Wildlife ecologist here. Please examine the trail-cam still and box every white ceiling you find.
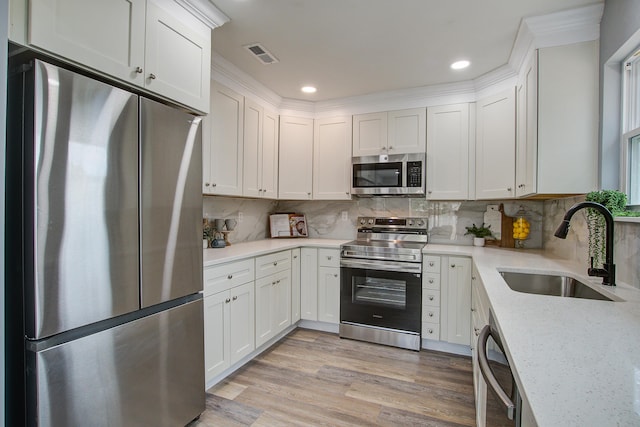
[210,0,601,102]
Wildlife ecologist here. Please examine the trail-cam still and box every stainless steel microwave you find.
[351,153,425,196]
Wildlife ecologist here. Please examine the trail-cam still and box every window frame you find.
[620,47,640,206]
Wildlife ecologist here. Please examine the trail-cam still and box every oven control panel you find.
[357,216,428,230]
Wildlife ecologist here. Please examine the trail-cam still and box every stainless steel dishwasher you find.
[476,314,523,427]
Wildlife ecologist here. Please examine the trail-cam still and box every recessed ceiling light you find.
[450,60,470,70]
[301,86,317,94]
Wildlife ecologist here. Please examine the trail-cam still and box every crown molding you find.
[176,0,230,29]
[211,52,282,109]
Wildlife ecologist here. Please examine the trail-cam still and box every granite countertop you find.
[423,244,640,427]
[203,238,350,267]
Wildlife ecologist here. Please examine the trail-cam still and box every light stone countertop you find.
[423,244,640,427]
[203,238,350,267]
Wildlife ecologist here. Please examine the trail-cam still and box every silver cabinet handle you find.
[507,187,512,192]
[428,295,434,301]
[232,296,238,301]
[293,255,298,259]
[428,279,434,284]
[428,328,433,334]
[518,184,525,188]
[135,66,143,73]
[478,325,516,420]
[149,73,157,80]
[212,183,217,187]
[276,279,281,284]
[429,262,434,267]
[225,298,230,303]
[428,312,434,317]
[451,264,455,268]
[327,256,332,260]
[272,281,276,285]
[227,274,233,279]
[205,183,210,187]
[273,261,278,266]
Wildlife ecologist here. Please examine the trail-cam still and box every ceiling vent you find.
[244,43,279,65]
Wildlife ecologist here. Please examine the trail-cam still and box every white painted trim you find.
[297,319,340,334]
[421,339,471,357]
[175,0,230,29]
[522,3,603,49]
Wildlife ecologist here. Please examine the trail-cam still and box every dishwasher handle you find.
[477,324,516,420]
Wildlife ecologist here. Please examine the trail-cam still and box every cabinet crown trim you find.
[175,0,230,29]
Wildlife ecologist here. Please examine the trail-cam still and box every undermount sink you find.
[499,271,613,301]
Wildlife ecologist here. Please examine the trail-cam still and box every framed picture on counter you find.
[269,213,308,238]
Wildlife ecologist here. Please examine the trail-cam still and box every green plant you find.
[464,223,493,239]
[584,190,640,267]
[203,222,214,241]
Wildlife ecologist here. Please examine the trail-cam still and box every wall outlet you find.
[238,211,243,222]
[341,211,348,221]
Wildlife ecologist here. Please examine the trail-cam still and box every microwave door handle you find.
[477,325,516,420]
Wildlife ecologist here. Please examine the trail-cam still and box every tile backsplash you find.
[204,195,639,289]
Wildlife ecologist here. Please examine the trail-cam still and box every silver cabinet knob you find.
[428,190,432,194]
[380,147,386,151]
[232,296,238,301]
[428,328,433,334]
[212,183,217,187]
[507,187,512,192]
[327,256,332,260]
[429,262,434,267]
[428,279,434,284]
[518,184,525,188]
[273,261,278,266]
[333,274,338,278]
[472,276,476,280]
[428,312,434,317]
[451,264,455,268]
[293,255,298,259]
[205,183,210,187]
[135,66,143,73]
[148,73,157,80]
[471,308,476,312]
[388,146,393,150]
[227,274,233,279]
[428,295,434,301]
[225,298,230,303]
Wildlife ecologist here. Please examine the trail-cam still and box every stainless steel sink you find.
[499,271,613,301]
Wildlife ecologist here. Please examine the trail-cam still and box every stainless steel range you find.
[340,216,428,351]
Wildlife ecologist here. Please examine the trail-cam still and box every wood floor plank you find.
[199,328,510,426]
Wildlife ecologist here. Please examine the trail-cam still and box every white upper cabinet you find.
[243,102,279,199]
[352,112,387,156]
[26,0,211,112]
[279,116,314,200]
[475,89,516,200]
[353,108,426,157]
[203,82,244,195]
[426,103,472,200]
[517,41,599,197]
[313,116,352,200]
[387,108,426,154]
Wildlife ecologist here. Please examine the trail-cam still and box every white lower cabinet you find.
[204,281,255,382]
[255,251,292,347]
[300,248,340,324]
[300,248,319,320]
[291,248,301,323]
[441,256,472,346]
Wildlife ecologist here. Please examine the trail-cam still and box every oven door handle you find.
[477,324,516,420]
[340,258,421,274]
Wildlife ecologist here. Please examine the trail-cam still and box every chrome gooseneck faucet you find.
[554,201,616,286]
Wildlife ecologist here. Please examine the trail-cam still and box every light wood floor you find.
[192,328,512,426]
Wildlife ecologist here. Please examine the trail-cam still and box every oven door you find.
[340,261,421,333]
[352,161,403,189]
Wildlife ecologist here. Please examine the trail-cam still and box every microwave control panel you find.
[406,161,422,187]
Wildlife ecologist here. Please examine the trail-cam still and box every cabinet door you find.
[273,271,292,334]
[426,104,470,200]
[243,98,263,198]
[475,89,516,199]
[313,117,352,200]
[318,266,340,324]
[291,249,301,323]
[204,291,230,382]
[205,83,244,195]
[261,110,279,198]
[516,52,538,198]
[229,282,255,365]
[300,248,318,321]
[144,0,211,113]
[29,0,146,87]
[254,275,274,347]
[442,257,472,346]
[352,112,387,157]
[388,108,426,154]
[279,116,314,199]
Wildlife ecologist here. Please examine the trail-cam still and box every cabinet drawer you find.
[422,306,440,323]
[422,289,440,308]
[423,256,441,273]
[423,273,440,290]
[318,248,340,268]
[422,322,440,340]
[204,258,254,296]
[255,250,292,279]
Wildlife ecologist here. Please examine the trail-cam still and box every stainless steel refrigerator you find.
[6,58,205,426]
